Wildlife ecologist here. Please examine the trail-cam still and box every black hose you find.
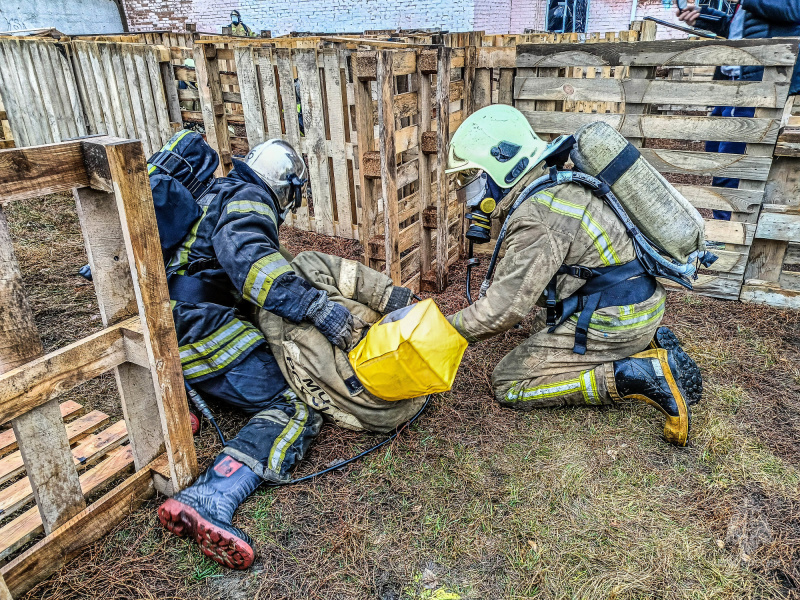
[186,385,227,446]
[466,241,476,304]
[270,395,431,487]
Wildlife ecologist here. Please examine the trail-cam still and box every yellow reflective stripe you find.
[533,191,621,266]
[148,129,192,174]
[243,253,292,306]
[180,319,245,363]
[226,200,277,226]
[580,369,601,405]
[504,377,582,403]
[571,295,666,332]
[268,398,309,472]
[167,206,208,273]
[180,320,263,380]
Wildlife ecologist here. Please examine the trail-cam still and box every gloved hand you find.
[381,286,415,314]
[305,290,355,350]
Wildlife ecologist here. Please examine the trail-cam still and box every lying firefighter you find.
[445,105,709,447]
[150,134,420,569]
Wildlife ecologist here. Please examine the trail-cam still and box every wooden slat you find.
[296,48,335,236]
[516,38,800,68]
[0,401,83,458]
[144,46,173,149]
[638,148,772,181]
[377,50,401,283]
[234,46,266,147]
[0,141,94,203]
[255,47,283,140]
[0,445,134,562]
[0,319,132,426]
[194,44,232,176]
[0,421,128,518]
[740,279,800,309]
[515,77,789,109]
[754,210,800,241]
[0,43,31,146]
[417,57,434,285]
[322,49,354,238]
[121,45,151,154]
[519,109,781,145]
[434,47,451,291]
[674,184,763,214]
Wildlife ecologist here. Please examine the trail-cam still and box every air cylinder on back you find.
[570,121,706,263]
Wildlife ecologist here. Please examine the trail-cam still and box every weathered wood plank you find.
[0,401,84,459]
[275,48,306,229]
[515,77,790,109]
[194,44,232,176]
[255,47,283,140]
[234,46,266,147]
[296,48,335,236]
[0,320,131,426]
[639,148,772,181]
[434,47,451,291]
[754,210,800,241]
[0,142,91,203]
[322,49,354,238]
[740,279,800,309]
[519,108,781,145]
[377,51,401,283]
[516,38,799,68]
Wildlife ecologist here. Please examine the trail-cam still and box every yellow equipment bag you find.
[348,299,468,401]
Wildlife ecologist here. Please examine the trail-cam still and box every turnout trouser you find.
[492,284,666,409]
[193,344,322,482]
[259,251,427,433]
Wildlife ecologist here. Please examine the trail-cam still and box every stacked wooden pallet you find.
[513,37,797,300]
[0,136,197,598]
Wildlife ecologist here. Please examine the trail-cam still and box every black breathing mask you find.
[457,171,508,244]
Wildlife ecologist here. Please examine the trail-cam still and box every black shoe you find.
[650,326,702,406]
[611,349,691,446]
[158,454,261,569]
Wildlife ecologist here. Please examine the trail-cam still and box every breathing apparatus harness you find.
[465,137,718,355]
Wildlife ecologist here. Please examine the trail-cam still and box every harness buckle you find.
[569,265,594,280]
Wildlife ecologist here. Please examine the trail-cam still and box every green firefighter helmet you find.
[446,105,548,188]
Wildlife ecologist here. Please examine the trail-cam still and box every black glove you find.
[305,290,354,350]
[381,286,414,314]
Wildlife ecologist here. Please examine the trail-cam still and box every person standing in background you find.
[227,10,256,37]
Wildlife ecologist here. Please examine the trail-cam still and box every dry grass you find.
[5,194,799,600]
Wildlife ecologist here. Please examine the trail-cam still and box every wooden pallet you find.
[513,36,798,301]
[0,136,197,598]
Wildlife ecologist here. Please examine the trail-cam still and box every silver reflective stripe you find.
[181,330,262,378]
[505,378,582,402]
[269,401,309,472]
[179,320,247,361]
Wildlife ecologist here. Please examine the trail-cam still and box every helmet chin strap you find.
[280,174,307,220]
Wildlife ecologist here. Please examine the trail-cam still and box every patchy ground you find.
[6,194,800,600]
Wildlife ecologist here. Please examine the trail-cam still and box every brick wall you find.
[122,0,475,35]
[120,0,686,38]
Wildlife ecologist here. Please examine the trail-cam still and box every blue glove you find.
[305,290,354,350]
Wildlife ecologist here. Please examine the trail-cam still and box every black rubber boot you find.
[649,326,703,405]
[158,453,261,569]
[610,348,692,447]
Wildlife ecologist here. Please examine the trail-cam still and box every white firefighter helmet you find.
[244,139,307,213]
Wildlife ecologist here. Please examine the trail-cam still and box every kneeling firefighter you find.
[157,138,373,569]
[446,105,712,447]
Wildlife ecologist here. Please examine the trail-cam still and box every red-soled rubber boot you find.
[158,454,260,569]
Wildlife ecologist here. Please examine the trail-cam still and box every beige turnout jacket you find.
[449,167,666,344]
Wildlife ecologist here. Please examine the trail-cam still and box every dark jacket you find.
[166,161,319,383]
[697,0,800,94]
